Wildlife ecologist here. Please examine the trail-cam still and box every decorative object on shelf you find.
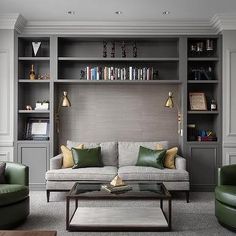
[29,64,36,80]
[190,67,214,80]
[210,99,217,111]
[38,73,50,80]
[153,70,159,80]
[196,42,204,53]
[206,39,214,51]
[25,118,49,140]
[133,41,137,57]
[80,69,86,80]
[198,129,217,142]
[190,44,197,55]
[35,100,49,110]
[32,41,41,56]
[121,41,126,58]
[189,92,207,111]
[110,175,126,187]
[187,124,197,141]
[165,92,182,135]
[25,105,32,110]
[103,41,107,58]
[55,91,71,133]
[111,41,115,58]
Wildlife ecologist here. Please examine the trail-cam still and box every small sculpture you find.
[103,41,107,58]
[32,41,41,56]
[26,105,32,110]
[29,64,36,80]
[121,41,126,58]
[111,41,115,58]
[110,175,126,187]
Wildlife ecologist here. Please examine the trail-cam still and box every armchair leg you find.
[185,191,190,203]
[46,190,50,202]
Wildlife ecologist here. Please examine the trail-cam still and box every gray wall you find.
[58,84,179,147]
[222,30,236,165]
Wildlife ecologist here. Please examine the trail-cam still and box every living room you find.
[0,0,236,235]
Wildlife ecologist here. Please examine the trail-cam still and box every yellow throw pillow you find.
[61,144,84,168]
[164,147,178,169]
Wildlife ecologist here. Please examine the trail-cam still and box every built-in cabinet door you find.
[17,142,49,190]
[188,144,219,191]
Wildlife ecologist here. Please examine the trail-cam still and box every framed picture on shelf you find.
[25,118,49,140]
[189,92,207,111]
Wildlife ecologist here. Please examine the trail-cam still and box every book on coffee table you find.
[101,184,132,193]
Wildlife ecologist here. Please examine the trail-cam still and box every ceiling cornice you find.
[0,13,26,33]
[1,13,236,35]
[211,13,236,33]
[22,19,216,35]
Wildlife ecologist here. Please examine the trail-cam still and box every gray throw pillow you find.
[0,162,6,184]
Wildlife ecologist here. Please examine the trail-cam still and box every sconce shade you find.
[61,91,71,107]
[165,91,174,108]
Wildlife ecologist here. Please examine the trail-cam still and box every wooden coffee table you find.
[66,182,172,232]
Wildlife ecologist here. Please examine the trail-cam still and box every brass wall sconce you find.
[165,91,182,135]
[56,91,71,133]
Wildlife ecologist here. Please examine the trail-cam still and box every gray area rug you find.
[16,191,235,236]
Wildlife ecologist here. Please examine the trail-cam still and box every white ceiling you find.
[1,0,236,22]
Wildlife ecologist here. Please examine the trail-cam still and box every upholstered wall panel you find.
[58,84,179,147]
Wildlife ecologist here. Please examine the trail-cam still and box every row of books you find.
[83,66,155,81]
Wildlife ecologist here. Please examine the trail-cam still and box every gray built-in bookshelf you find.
[15,36,221,191]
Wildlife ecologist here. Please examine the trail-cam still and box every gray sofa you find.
[46,141,189,202]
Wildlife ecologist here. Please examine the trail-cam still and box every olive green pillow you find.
[136,146,166,169]
[72,147,103,168]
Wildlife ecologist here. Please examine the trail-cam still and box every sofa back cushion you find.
[118,141,169,167]
[67,140,118,166]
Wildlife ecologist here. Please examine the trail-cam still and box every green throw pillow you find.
[136,146,166,169]
[71,147,103,168]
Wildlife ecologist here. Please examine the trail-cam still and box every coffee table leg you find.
[168,199,172,230]
[160,199,163,210]
[66,197,70,230]
[75,199,78,209]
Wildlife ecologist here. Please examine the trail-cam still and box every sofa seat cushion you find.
[215,185,236,207]
[46,166,117,181]
[118,166,189,182]
[0,184,29,206]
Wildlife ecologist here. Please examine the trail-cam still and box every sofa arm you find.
[5,162,29,186]
[50,154,63,170]
[175,155,186,170]
[218,164,236,186]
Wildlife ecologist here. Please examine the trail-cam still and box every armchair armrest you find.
[218,164,236,186]
[50,154,63,170]
[5,162,29,186]
[175,155,186,170]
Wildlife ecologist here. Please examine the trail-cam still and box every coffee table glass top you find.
[68,182,171,199]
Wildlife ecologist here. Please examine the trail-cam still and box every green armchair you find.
[215,164,236,230]
[0,162,29,229]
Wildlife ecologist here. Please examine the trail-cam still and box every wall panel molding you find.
[225,49,236,138]
[225,152,236,165]
[0,50,10,136]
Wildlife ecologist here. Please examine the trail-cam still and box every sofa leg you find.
[185,191,190,203]
[46,190,50,202]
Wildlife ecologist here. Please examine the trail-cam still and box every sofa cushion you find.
[136,146,166,169]
[118,166,189,181]
[0,184,29,206]
[72,147,103,168]
[46,166,117,181]
[67,140,117,167]
[118,141,168,167]
[215,185,236,208]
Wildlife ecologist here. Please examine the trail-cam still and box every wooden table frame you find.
[66,182,172,232]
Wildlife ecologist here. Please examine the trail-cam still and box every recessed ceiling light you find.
[115,11,123,15]
[162,11,170,15]
[67,11,76,15]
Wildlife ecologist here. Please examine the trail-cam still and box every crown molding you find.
[0,13,26,33]
[211,14,236,33]
[22,19,217,35]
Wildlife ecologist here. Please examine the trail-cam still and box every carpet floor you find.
[16,191,235,236]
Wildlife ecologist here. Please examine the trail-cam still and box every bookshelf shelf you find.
[188,57,219,61]
[58,57,179,62]
[18,110,50,114]
[55,79,182,84]
[187,80,218,84]
[18,79,50,83]
[187,111,219,114]
[18,57,50,61]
